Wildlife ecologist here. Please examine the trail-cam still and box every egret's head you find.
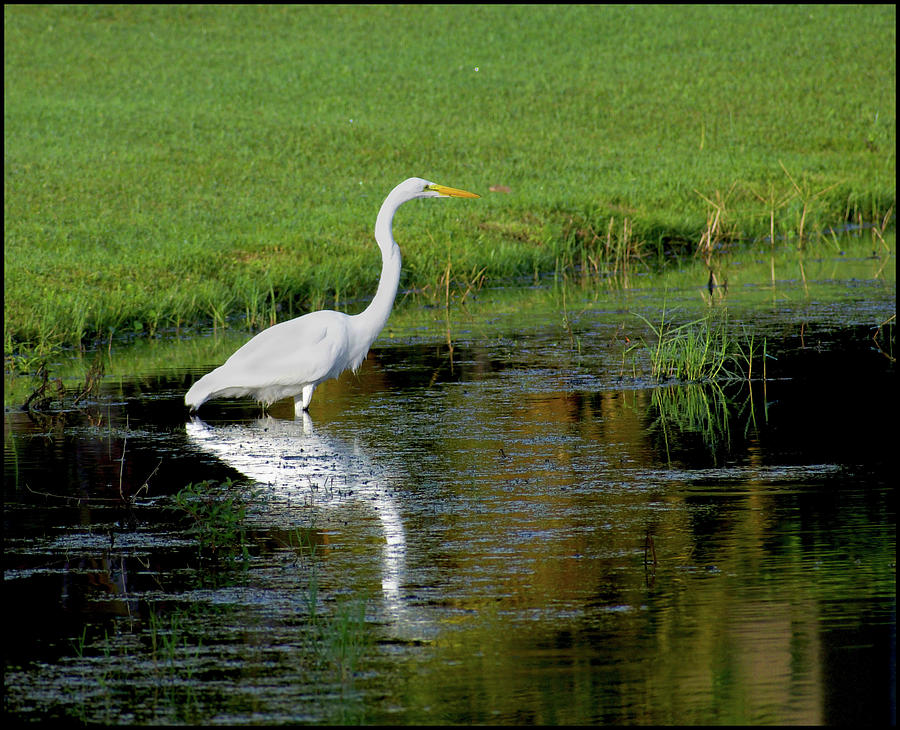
[401,177,480,200]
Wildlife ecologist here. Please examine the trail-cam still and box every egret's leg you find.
[295,384,316,415]
[302,383,316,409]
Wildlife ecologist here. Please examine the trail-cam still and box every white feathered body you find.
[184,309,373,410]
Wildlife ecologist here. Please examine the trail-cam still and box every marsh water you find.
[4,246,896,724]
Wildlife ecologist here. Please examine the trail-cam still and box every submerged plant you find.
[171,478,254,561]
[319,595,372,681]
[291,525,373,682]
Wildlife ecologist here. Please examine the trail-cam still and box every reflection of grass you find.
[648,380,765,464]
[650,382,733,461]
[872,314,896,362]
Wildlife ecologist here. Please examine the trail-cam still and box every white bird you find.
[185,177,479,415]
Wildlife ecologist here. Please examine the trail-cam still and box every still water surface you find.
[4,269,896,724]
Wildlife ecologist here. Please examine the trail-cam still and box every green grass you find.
[629,306,766,384]
[632,309,731,382]
[5,5,896,352]
[290,525,373,683]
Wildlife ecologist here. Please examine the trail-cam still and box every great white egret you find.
[185,177,479,414]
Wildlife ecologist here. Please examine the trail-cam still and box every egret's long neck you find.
[356,191,403,341]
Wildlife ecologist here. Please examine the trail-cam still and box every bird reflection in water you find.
[184,413,413,624]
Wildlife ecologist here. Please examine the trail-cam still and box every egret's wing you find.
[220,311,350,388]
[185,311,352,408]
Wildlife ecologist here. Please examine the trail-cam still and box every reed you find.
[778,161,842,249]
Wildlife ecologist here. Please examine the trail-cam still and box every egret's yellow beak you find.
[427,183,480,199]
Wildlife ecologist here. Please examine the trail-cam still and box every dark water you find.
[3,294,896,724]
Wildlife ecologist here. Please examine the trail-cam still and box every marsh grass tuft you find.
[560,213,649,283]
[630,304,768,384]
[695,185,738,260]
[404,254,487,313]
[730,325,770,382]
[146,607,203,721]
[64,608,203,724]
[319,594,372,682]
[778,161,844,248]
[631,308,728,382]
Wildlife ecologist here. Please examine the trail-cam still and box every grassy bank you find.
[4,231,893,407]
[4,5,895,353]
